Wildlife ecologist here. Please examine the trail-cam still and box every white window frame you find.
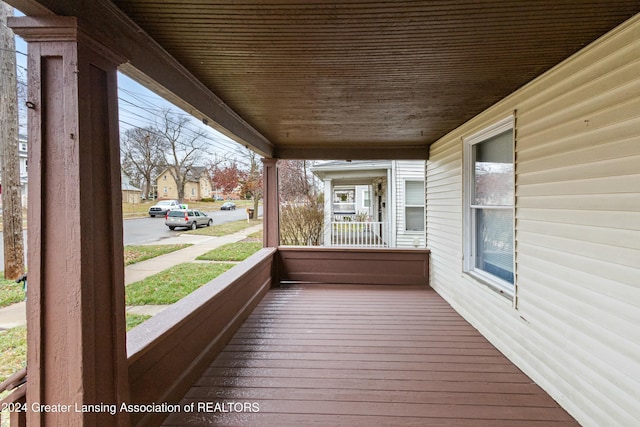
[463,116,515,298]
[404,179,425,232]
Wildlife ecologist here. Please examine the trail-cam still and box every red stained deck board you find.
[183,387,561,408]
[163,413,577,427]
[189,376,550,395]
[163,284,578,426]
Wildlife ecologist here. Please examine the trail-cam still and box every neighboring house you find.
[212,187,242,201]
[312,160,425,248]
[18,136,28,206]
[156,166,212,201]
[0,135,29,207]
[121,171,142,203]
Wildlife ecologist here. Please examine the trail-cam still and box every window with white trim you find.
[463,117,515,293]
[405,180,425,232]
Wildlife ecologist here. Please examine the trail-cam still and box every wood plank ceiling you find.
[15,1,640,159]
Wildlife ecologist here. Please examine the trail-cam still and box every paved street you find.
[123,206,262,245]
[0,206,262,266]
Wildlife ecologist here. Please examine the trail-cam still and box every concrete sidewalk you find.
[0,224,263,330]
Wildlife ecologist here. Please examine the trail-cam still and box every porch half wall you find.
[278,247,430,286]
[426,14,640,427]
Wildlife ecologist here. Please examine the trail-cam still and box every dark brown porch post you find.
[9,17,129,425]
[262,158,279,247]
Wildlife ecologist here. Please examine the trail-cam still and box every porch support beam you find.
[9,16,129,426]
[275,144,430,160]
[323,179,332,246]
[262,158,280,247]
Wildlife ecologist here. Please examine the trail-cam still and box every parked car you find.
[165,209,213,230]
[220,202,236,211]
[148,199,180,217]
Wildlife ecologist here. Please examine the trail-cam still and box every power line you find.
[117,94,251,160]
[117,118,251,169]
[8,52,257,165]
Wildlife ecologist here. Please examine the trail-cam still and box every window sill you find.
[465,270,514,301]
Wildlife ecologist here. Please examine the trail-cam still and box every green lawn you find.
[125,262,234,305]
[0,275,25,309]
[0,326,26,384]
[124,244,191,265]
[125,313,152,331]
[186,218,261,237]
[197,241,262,262]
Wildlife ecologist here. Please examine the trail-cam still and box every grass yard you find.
[197,241,262,262]
[186,218,261,237]
[0,326,26,384]
[0,275,25,309]
[124,244,191,265]
[125,262,234,305]
[125,313,152,330]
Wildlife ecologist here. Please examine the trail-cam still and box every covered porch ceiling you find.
[9,1,640,159]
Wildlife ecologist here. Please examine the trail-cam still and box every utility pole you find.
[0,2,25,279]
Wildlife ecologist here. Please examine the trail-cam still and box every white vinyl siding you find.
[394,161,426,247]
[427,15,640,427]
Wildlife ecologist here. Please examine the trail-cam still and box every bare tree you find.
[156,110,211,201]
[239,149,262,216]
[0,2,25,279]
[120,126,165,199]
[279,159,318,203]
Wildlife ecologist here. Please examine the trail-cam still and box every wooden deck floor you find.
[163,284,578,426]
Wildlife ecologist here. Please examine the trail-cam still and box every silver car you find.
[165,209,213,230]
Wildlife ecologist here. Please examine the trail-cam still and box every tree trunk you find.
[0,3,25,279]
[253,197,259,220]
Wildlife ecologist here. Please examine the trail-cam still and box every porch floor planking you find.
[163,284,578,426]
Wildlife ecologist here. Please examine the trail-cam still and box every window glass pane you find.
[475,208,514,283]
[474,130,513,206]
[406,181,424,206]
[406,206,425,231]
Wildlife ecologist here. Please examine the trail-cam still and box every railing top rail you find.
[0,367,27,406]
[0,368,26,393]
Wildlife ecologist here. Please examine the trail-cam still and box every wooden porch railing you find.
[278,246,429,286]
[127,248,276,426]
[330,221,387,247]
[5,247,429,426]
[0,368,27,427]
